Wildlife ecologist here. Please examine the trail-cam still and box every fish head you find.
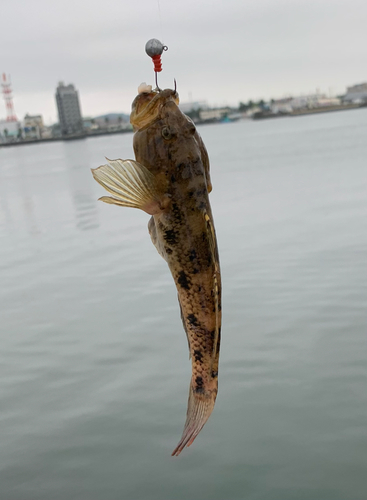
[131,88,199,163]
[131,87,208,191]
[130,88,180,132]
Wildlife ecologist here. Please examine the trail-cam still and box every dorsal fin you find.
[204,212,220,364]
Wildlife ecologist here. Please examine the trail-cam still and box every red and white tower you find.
[2,73,17,122]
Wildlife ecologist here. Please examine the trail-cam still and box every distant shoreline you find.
[0,127,133,149]
[1,103,366,148]
[252,102,364,120]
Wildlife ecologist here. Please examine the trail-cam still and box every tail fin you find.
[171,385,216,457]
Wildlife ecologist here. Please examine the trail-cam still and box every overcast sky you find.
[1,0,366,124]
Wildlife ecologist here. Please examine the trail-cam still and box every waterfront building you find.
[179,101,208,113]
[92,113,129,129]
[55,82,83,135]
[343,82,367,103]
[0,119,22,142]
[271,97,293,114]
[290,94,326,110]
[24,114,44,129]
[23,114,44,139]
[199,107,231,121]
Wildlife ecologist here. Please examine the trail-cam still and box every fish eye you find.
[161,127,172,140]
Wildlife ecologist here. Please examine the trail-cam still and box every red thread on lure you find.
[151,54,162,72]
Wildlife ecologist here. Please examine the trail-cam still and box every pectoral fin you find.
[91,159,166,215]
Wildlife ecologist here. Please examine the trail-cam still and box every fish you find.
[91,85,221,456]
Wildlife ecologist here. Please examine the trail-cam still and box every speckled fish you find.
[91,84,221,456]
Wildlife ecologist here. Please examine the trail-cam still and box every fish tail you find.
[171,384,216,457]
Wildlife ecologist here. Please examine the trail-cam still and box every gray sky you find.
[1,0,366,123]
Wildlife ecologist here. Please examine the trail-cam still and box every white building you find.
[290,94,327,110]
[23,114,44,139]
[199,108,230,121]
[271,97,293,114]
[343,83,367,103]
[179,101,208,113]
[0,120,22,142]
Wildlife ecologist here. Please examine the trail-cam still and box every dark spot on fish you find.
[207,252,213,267]
[188,123,196,135]
[193,268,199,274]
[171,203,182,222]
[195,376,205,393]
[193,350,203,362]
[188,190,194,198]
[187,314,198,326]
[210,330,215,340]
[195,387,205,394]
[171,174,176,183]
[196,187,206,197]
[165,247,173,255]
[211,371,218,378]
[164,229,177,245]
[189,249,197,262]
[199,201,206,210]
[177,270,190,290]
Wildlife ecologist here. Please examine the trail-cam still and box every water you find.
[1,109,366,499]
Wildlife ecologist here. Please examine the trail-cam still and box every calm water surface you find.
[1,109,366,499]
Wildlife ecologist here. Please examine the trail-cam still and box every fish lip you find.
[130,89,179,131]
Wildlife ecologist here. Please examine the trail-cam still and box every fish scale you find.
[92,87,221,456]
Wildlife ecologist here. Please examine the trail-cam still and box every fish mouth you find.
[130,88,179,131]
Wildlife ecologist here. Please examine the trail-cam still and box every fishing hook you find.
[155,71,161,92]
[145,39,168,93]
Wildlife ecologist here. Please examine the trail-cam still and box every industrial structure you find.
[55,82,83,136]
[0,73,22,141]
[1,73,17,122]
